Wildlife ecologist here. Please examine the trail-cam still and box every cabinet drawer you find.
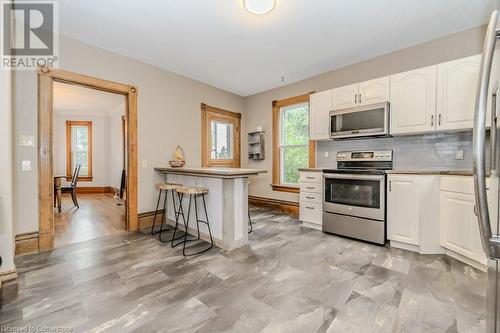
[300,191,322,204]
[440,176,490,195]
[299,202,322,224]
[300,172,322,184]
[300,183,322,193]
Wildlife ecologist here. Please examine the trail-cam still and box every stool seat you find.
[176,186,209,195]
[155,183,182,191]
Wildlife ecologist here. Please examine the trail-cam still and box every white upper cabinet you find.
[390,66,437,135]
[332,84,358,110]
[309,89,332,141]
[437,55,481,131]
[358,76,390,105]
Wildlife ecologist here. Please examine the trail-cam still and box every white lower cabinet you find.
[388,174,489,270]
[299,171,323,230]
[387,175,441,254]
[440,177,488,268]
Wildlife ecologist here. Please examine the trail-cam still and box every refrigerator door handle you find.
[491,82,498,172]
[473,10,500,259]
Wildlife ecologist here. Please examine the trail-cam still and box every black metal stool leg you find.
[182,194,193,256]
[172,193,198,248]
[248,210,253,234]
[153,188,168,236]
[159,188,179,242]
[194,194,201,240]
[182,193,214,256]
[151,189,163,235]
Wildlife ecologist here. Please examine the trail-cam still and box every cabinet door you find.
[390,66,437,135]
[309,90,332,140]
[359,76,390,105]
[387,176,419,245]
[440,191,487,264]
[332,84,358,110]
[437,55,481,131]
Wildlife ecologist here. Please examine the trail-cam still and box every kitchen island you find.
[154,167,266,251]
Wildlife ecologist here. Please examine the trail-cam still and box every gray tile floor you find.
[0,207,487,332]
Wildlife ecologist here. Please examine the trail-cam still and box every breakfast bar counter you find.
[154,167,266,251]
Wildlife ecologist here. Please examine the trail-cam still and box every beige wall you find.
[243,25,487,203]
[13,34,245,235]
[0,68,15,273]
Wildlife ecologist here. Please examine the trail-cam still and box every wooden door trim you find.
[201,103,241,168]
[37,67,138,252]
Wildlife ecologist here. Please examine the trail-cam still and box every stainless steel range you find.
[323,150,392,245]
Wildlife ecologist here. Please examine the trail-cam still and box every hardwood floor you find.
[54,193,127,248]
[0,207,487,332]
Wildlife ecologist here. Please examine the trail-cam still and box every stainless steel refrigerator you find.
[473,10,500,333]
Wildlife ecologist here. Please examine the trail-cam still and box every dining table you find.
[54,175,65,213]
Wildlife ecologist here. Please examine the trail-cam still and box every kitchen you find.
[1,1,500,332]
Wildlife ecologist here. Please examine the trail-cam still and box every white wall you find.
[53,113,114,187]
[13,34,245,235]
[109,109,125,189]
[0,68,15,274]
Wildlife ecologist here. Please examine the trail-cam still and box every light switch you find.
[324,151,329,158]
[142,160,148,168]
[18,134,35,147]
[21,160,31,171]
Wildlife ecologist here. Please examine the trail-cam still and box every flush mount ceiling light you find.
[244,0,275,15]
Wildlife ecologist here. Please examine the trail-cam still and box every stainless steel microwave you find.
[329,102,390,139]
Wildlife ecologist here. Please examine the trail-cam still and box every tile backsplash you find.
[316,131,491,171]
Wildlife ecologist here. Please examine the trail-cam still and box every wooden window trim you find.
[201,103,241,168]
[272,92,316,193]
[66,120,93,181]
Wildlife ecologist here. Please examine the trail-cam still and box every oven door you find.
[329,102,389,139]
[324,173,385,221]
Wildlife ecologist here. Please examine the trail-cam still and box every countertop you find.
[385,170,475,176]
[154,167,267,178]
[299,168,478,176]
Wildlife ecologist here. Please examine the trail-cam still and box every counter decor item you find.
[169,145,186,168]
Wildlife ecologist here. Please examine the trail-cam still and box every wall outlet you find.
[18,134,35,147]
[455,149,464,160]
[141,160,148,168]
[21,160,31,171]
[324,151,329,158]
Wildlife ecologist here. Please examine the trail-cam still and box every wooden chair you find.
[62,164,81,208]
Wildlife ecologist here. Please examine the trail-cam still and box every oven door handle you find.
[323,173,385,181]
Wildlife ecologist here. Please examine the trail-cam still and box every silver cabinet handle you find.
[438,114,441,126]
[306,176,315,179]
[389,180,391,192]
[473,10,500,258]
[355,94,358,104]
[359,93,361,104]
[306,186,315,190]
[306,196,315,199]
[306,206,315,210]
[431,115,434,127]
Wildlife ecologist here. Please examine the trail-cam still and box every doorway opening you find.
[37,67,138,251]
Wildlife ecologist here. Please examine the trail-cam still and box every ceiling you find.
[53,82,125,115]
[58,0,499,96]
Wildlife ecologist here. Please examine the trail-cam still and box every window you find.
[201,103,241,167]
[66,120,92,181]
[211,121,233,159]
[272,93,315,192]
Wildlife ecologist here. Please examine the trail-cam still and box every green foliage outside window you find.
[281,103,309,184]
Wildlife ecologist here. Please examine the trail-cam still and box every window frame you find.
[272,93,316,193]
[201,103,241,168]
[66,120,93,181]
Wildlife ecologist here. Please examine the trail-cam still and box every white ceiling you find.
[58,0,499,96]
[53,82,125,115]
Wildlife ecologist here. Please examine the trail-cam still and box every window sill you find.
[271,184,299,193]
[66,176,93,182]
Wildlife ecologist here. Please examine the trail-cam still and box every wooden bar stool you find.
[173,186,214,256]
[151,183,182,242]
